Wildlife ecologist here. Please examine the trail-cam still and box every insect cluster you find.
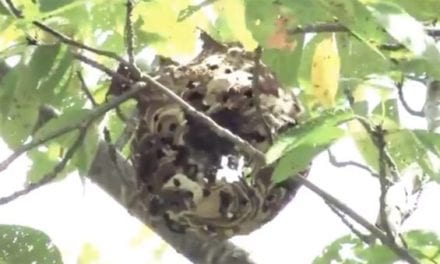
[109,34,308,239]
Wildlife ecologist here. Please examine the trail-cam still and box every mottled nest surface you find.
[109,34,308,239]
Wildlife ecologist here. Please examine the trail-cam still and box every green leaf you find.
[337,33,391,79]
[244,0,330,49]
[266,109,353,164]
[0,225,62,264]
[206,15,236,44]
[413,130,440,157]
[351,122,437,180]
[313,235,358,264]
[26,45,62,84]
[405,230,440,263]
[28,106,99,178]
[355,245,397,263]
[27,107,98,181]
[387,129,437,180]
[26,144,70,184]
[0,45,62,148]
[73,123,99,176]
[374,0,440,21]
[244,0,282,48]
[262,34,304,87]
[349,119,379,171]
[412,130,440,182]
[0,63,21,116]
[38,0,79,13]
[33,108,91,143]
[272,127,343,183]
[0,2,10,15]
[316,230,440,263]
[314,234,398,263]
[367,2,440,79]
[212,0,257,49]
[38,47,73,104]
[0,93,39,148]
[372,98,400,126]
[316,0,390,57]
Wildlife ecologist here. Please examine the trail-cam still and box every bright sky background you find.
[1,79,440,264]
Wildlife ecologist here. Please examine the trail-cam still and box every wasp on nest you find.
[108,32,308,239]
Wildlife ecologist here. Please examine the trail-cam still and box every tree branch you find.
[288,22,440,38]
[88,142,255,264]
[424,80,440,132]
[325,201,373,244]
[4,0,22,17]
[77,70,98,107]
[0,81,146,174]
[289,23,348,35]
[375,125,397,243]
[138,73,266,161]
[0,123,89,205]
[124,0,135,65]
[252,46,273,144]
[327,149,380,178]
[177,0,219,22]
[297,175,419,264]
[4,0,132,70]
[396,76,425,117]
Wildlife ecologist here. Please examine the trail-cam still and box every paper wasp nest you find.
[109,34,308,239]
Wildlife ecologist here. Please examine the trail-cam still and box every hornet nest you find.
[108,33,309,239]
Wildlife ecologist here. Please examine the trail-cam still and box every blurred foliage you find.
[0,225,62,264]
[314,230,440,264]
[0,0,440,263]
[77,242,100,264]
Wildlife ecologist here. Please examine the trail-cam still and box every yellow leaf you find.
[129,226,154,247]
[134,0,209,57]
[310,34,340,107]
[213,0,257,50]
[0,24,23,50]
[77,242,100,264]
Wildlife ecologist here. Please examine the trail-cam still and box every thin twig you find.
[139,73,266,161]
[327,149,379,178]
[33,21,128,65]
[375,124,398,244]
[353,117,400,233]
[115,106,128,122]
[124,0,135,64]
[177,0,219,22]
[73,53,133,84]
[356,119,416,261]
[0,80,146,173]
[4,1,133,71]
[289,23,348,35]
[4,0,22,18]
[77,70,98,107]
[325,201,373,244]
[297,175,419,264]
[354,116,400,181]
[74,54,264,162]
[252,46,273,144]
[0,123,89,205]
[396,76,424,117]
[288,22,440,38]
